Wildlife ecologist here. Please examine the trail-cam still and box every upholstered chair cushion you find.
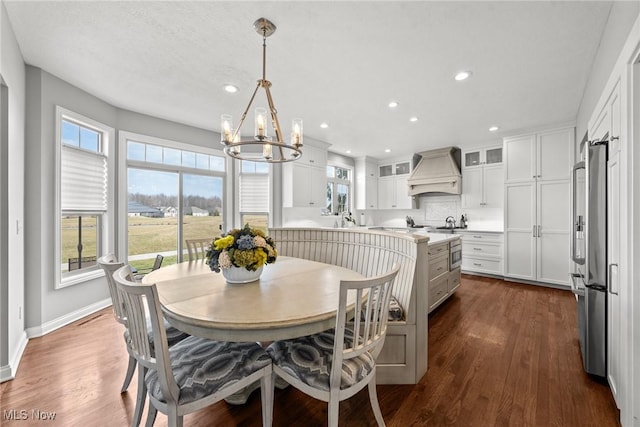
[267,329,375,392]
[145,336,272,405]
[388,295,404,321]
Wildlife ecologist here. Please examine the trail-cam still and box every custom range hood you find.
[407,147,461,195]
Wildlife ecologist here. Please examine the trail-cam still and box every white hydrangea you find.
[219,251,232,269]
[253,236,267,248]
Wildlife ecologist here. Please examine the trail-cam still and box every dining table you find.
[142,256,365,343]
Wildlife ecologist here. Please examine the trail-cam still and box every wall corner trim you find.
[0,331,27,383]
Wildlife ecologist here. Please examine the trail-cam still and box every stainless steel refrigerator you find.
[570,136,607,377]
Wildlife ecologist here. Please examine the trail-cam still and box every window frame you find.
[55,106,115,289]
[236,160,272,230]
[118,131,230,265]
[326,163,353,214]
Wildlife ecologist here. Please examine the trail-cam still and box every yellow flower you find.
[254,249,267,266]
[214,235,234,250]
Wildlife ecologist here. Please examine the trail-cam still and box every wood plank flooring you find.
[1,275,619,426]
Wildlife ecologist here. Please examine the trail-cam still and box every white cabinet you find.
[377,160,413,209]
[301,144,327,167]
[459,232,504,275]
[503,127,573,286]
[462,146,503,209]
[355,157,378,210]
[282,144,327,208]
[593,82,622,408]
[462,164,503,209]
[463,146,502,168]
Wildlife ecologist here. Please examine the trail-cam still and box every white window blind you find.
[61,146,108,211]
[239,174,269,212]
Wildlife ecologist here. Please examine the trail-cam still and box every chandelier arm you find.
[233,81,263,141]
[264,84,284,145]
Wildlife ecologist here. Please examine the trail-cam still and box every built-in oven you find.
[450,240,462,270]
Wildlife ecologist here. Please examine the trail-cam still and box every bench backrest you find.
[270,228,422,323]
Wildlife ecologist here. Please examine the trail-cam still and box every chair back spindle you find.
[112,265,180,405]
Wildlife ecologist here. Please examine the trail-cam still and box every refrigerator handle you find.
[609,263,618,295]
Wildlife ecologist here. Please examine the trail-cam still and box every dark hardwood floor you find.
[1,275,619,426]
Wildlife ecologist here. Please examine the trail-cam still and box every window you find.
[239,161,269,232]
[57,108,114,288]
[123,134,226,270]
[326,165,351,213]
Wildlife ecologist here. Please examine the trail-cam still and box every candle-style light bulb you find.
[255,108,267,139]
[221,114,233,144]
[291,118,303,147]
[263,143,272,160]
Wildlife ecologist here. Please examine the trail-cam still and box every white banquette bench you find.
[269,228,430,384]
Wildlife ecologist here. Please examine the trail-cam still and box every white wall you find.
[0,1,26,381]
[576,1,640,137]
[23,67,226,334]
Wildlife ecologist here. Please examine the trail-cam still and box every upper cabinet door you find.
[504,135,535,183]
[537,128,573,181]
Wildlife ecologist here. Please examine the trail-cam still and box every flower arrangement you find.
[205,224,277,273]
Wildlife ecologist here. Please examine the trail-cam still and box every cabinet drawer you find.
[429,275,449,310]
[429,256,449,281]
[449,267,461,292]
[428,243,449,257]
[462,241,503,257]
[459,232,503,243]
[462,256,503,274]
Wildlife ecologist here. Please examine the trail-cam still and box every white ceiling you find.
[4,1,612,160]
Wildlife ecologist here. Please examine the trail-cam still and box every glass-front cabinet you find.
[464,146,502,168]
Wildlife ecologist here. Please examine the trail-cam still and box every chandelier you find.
[220,18,302,163]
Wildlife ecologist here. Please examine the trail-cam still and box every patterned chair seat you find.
[267,328,375,392]
[146,336,272,405]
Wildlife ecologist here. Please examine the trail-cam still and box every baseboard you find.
[26,298,112,339]
[0,331,28,383]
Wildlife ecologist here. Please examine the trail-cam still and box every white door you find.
[378,178,395,209]
[309,166,327,209]
[607,149,621,407]
[536,180,570,285]
[483,165,504,208]
[504,182,536,280]
[537,129,573,181]
[291,163,310,207]
[504,135,535,183]
[395,177,412,209]
[462,167,483,208]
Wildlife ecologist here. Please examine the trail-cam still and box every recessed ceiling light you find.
[489,126,499,132]
[409,116,419,122]
[223,84,238,93]
[320,122,329,129]
[454,71,472,81]
[388,101,399,108]
[346,150,351,154]
[385,149,391,153]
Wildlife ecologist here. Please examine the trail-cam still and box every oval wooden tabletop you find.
[142,256,364,342]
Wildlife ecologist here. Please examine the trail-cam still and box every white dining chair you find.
[185,238,212,261]
[98,254,188,427]
[112,265,274,427]
[267,264,400,426]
